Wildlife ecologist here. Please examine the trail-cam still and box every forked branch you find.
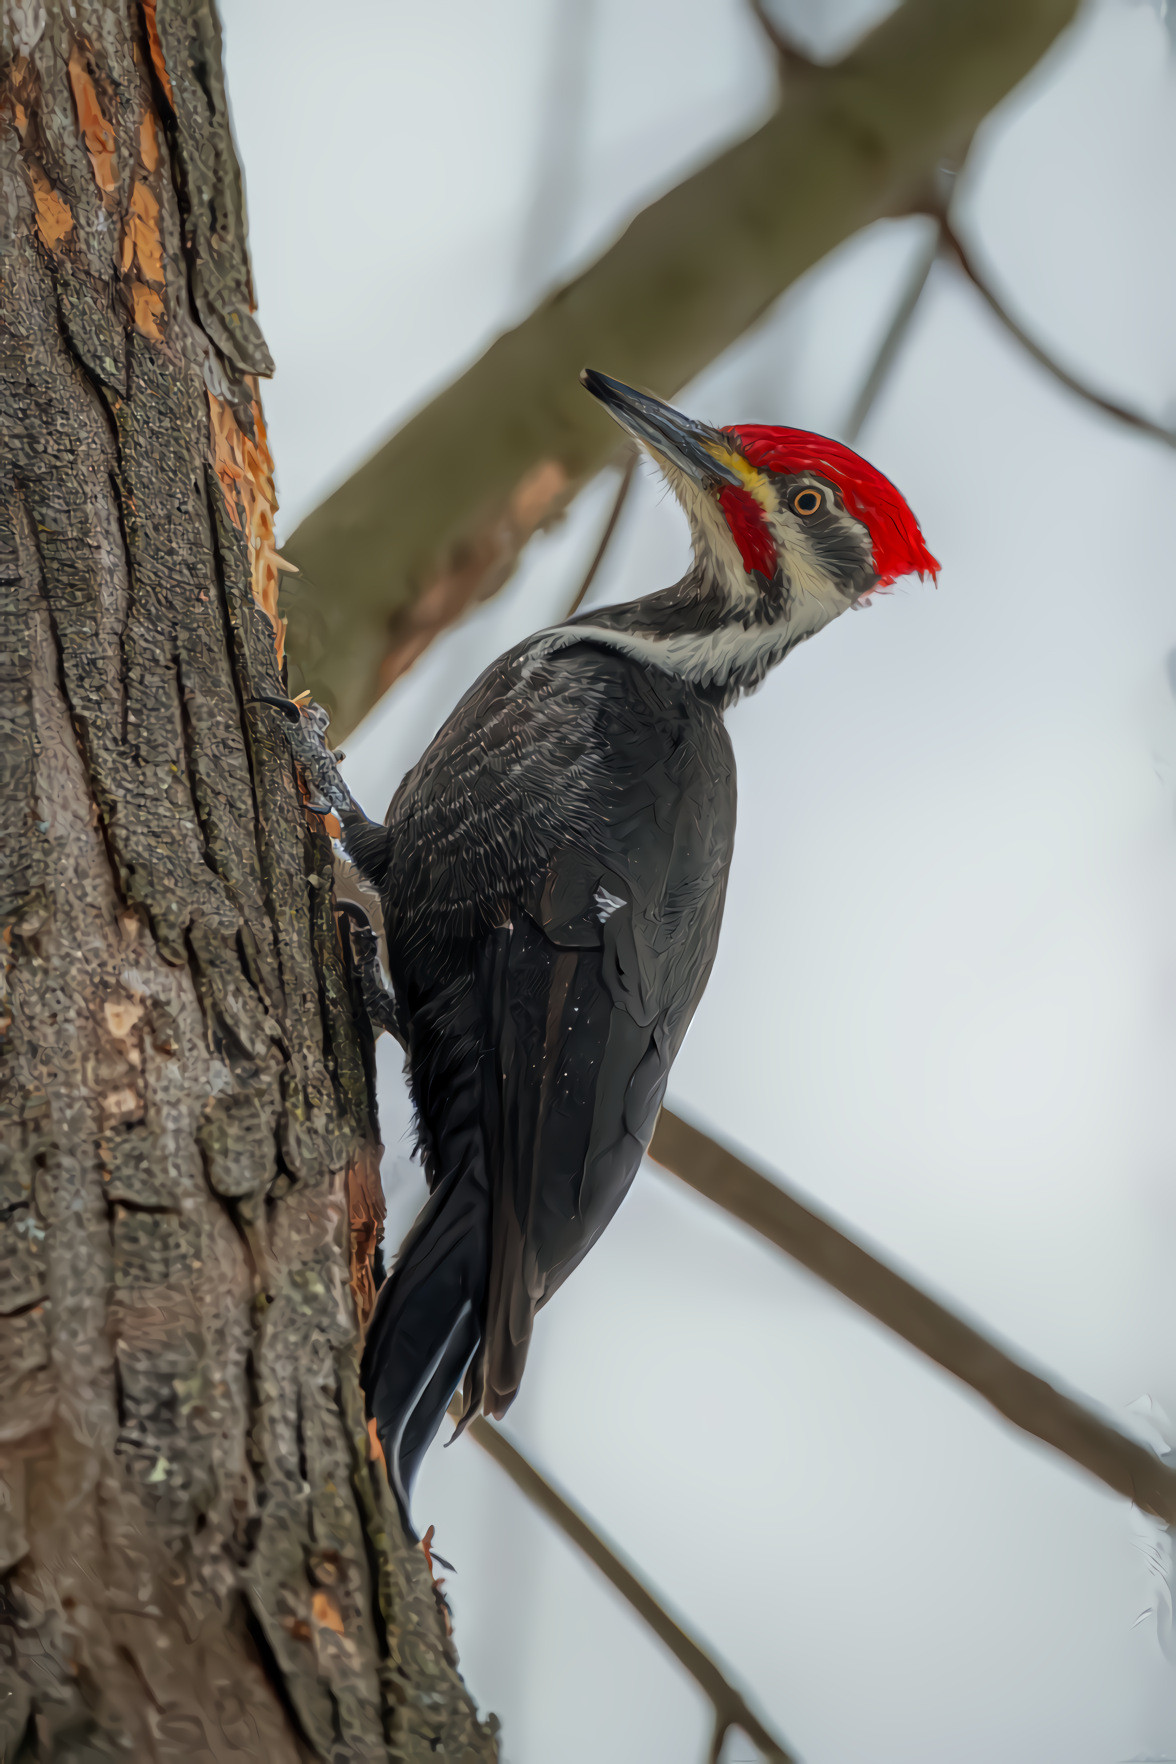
[747,0,818,75]
[840,202,1176,460]
[939,218,1176,450]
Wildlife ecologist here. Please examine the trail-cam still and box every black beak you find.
[580,369,743,490]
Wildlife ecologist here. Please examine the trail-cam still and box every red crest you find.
[726,426,940,586]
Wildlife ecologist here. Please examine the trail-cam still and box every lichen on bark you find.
[0,4,496,1757]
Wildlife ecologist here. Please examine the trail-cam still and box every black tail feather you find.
[361,1164,488,1535]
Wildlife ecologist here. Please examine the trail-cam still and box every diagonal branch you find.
[842,221,941,444]
[512,0,595,306]
[282,0,1082,738]
[649,1110,1176,1524]
[939,218,1176,450]
[463,1413,796,1764]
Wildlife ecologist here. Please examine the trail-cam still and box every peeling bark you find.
[0,5,497,1758]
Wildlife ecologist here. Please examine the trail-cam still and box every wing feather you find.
[386,639,736,1422]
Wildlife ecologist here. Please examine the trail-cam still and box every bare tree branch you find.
[463,1414,796,1764]
[842,222,941,444]
[708,1711,732,1764]
[747,0,818,74]
[649,1111,1176,1523]
[564,450,638,618]
[939,218,1176,450]
[282,0,1082,738]
[512,0,595,306]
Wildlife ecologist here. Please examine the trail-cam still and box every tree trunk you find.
[0,5,496,1758]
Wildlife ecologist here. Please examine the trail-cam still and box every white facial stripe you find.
[525,616,800,694]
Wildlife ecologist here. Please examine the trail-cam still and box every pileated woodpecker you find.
[264,370,938,1529]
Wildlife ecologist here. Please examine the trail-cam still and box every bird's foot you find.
[338,901,405,1044]
[250,693,357,820]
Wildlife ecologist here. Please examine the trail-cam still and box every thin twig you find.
[747,0,817,73]
[649,1110,1176,1524]
[564,451,637,619]
[463,1413,796,1764]
[940,218,1176,450]
[843,223,941,445]
[513,0,594,305]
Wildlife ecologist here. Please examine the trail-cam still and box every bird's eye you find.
[791,488,823,516]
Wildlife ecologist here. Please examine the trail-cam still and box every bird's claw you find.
[249,694,356,820]
[338,901,404,1043]
[250,692,303,725]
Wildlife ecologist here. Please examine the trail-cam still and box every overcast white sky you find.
[221,3,1176,1759]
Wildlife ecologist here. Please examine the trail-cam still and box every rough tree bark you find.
[0,4,497,1758]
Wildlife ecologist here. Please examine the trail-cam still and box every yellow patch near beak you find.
[701,442,775,514]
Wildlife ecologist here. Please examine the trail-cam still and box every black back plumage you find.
[359,635,736,1525]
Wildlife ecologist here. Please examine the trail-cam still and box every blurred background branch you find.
[450,1087,1176,1755]
[463,1413,796,1764]
[747,0,818,75]
[649,1112,1176,1524]
[563,449,638,617]
[281,0,1081,738]
[937,216,1176,449]
[842,219,941,444]
[512,0,596,310]
[839,160,1176,454]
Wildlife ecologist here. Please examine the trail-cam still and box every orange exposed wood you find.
[122,180,163,285]
[68,47,117,194]
[129,281,163,340]
[345,1143,386,1329]
[140,0,174,104]
[139,110,159,173]
[7,58,30,137]
[207,386,288,667]
[311,1591,345,1635]
[27,161,73,249]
